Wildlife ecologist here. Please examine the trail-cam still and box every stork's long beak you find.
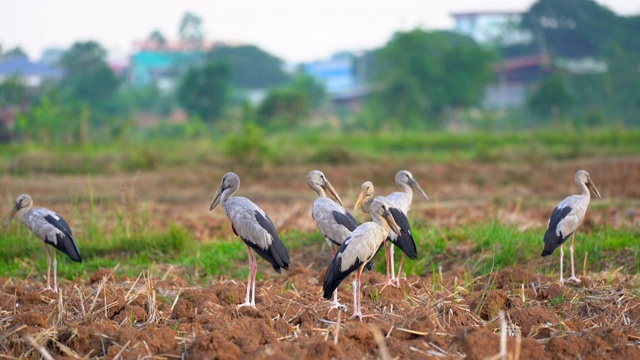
[587,180,601,199]
[3,203,18,226]
[410,178,429,200]
[323,180,343,207]
[354,191,366,213]
[383,208,401,235]
[209,186,223,211]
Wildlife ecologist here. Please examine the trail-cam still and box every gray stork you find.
[354,181,417,289]
[4,194,82,293]
[323,198,401,320]
[210,172,290,308]
[307,170,358,309]
[384,170,428,283]
[542,170,601,284]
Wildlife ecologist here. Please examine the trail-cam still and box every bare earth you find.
[1,156,640,359]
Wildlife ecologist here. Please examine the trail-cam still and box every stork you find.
[384,170,428,283]
[542,170,601,284]
[210,172,290,308]
[4,194,82,293]
[307,170,359,309]
[323,198,401,320]
[355,181,416,289]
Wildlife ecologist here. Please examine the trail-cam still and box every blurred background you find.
[0,0,638,148]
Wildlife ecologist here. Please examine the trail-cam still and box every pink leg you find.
[328,244,346,310]
[39,243,54,293]
[52,249,58,293]
[559,245,564,284]
[250,249,257,306]
[396,253,407,285]
[567,233,581,284]
[238,245,255,308]
[389,245,396,281]
[375,241,397,291]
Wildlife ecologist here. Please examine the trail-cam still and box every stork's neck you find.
[362,194,374,213]
[16,206,32,225]
[578,181,590,198]
[372,213,390,233]
[220,188,236,207]
[399,182,413,199]
[315,186,327,198]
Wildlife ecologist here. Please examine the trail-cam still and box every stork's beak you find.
[323,179,343,207]
[410,178,429,200]
[4,202,18,226]
[209,186,222,211]
[382,208,401,235]
[354,191,366,213]
[587,180,601,199]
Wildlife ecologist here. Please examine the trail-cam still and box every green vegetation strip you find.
[0,220,637,283]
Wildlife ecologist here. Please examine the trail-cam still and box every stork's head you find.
[4,194,32,225]
[306,170,343,206]
[369,198,401,235]
[575,170,601,199]
[396,170,428,200]
[210,172,240,210]
[354,181,375,213]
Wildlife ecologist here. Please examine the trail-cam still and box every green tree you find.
[177,61,231,122]
[1,46,27,59]
[0,75,25,106]
[257,87,309,129]
[367,29,497,129]
[58,41,120,107]
[289,74,326,109]
[207,45,289,89]
[179,12,203,46]
[148,29,167,47]
[527,73,573,121]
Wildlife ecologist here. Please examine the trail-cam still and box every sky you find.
[1,0,638,64]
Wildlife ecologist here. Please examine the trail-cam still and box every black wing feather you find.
[542,206,573,256]
[389,207,418,259]
[331,210,358,232]
[322,238,365,299]
[253,211,290,273]
[44,214,82,262]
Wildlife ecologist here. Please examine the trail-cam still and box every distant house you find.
[303,52,370,109]
[485,54,554,108]
[128,39,233,91]
[0,55,63,88]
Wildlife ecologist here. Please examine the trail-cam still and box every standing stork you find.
[542,170,601,284]
[354,181,416,289]
[4,194,82,293]
[307,170,359,309]
[209,172,290,308]
[384,170,428,282]
[323,199,402,320]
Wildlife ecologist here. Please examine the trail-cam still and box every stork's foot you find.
[237,302,257,309]
[39,285,57,294]
[375,279,400,292]
[327,300,347,313]
[567,276,582,285]
[349,312,377,321]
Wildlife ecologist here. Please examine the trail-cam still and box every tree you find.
[58,41,120,108]
[148,29,167,47]
[257,87,309,129]
[527,73,573,121]
[289,74,326,109]
[367,29,497,129]
[179,12,204,47]
[177,61,231,122]
[207,45,289,89]
[1,46,27,59]
[521,0,621,58]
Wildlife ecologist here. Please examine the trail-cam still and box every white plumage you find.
[323,199,401,320]
[542,170,601,284]
[210,172,290,308]
[385,170,429,214]
[4,194,81,293]
[307,170,359,309]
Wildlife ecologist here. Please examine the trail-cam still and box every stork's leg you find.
[389,245,397,283]
[250,249,257,306]
[375,241,396,291]
[52,249,58,293]
[397,253,407,284]
[350,268,362,320]
[559,245,564,284]
[238,245,255,308]
[567,233,581,284]
[39,243,54,293]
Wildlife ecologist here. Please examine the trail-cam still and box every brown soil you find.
[1,158,640,358]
